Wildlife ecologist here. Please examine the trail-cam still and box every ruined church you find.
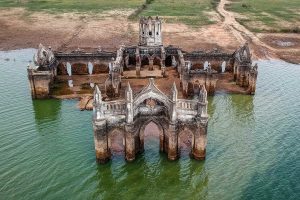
[27,16,258,163]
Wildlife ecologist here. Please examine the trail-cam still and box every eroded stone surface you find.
[27,17,258,163]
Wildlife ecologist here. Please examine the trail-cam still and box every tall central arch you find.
[138,118,165,153]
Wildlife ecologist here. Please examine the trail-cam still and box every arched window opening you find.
[178,129,194,158]
[141,121,163,164]
[108,129,125,159]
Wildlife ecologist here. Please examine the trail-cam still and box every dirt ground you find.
[60,67,248,111]
[1,3,299,64]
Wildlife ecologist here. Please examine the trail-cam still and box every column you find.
[167,123,178,160]
[125,123,136,161]
[192,124,207,160]
[93,120,110,164]
[149,57,154,71]
[27,68,53,99]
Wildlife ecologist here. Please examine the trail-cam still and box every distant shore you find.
[0,8,299,64]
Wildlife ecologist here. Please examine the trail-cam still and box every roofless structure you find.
[27,16,258,163]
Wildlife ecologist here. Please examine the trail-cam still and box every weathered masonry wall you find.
[27,43,258,98]
[27,69,55,99]
[92,79,209,163]
[27,16,258,164]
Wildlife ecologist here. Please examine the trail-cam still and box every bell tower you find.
[139,16,162,46]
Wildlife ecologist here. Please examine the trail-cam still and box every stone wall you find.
[27,68,54,99]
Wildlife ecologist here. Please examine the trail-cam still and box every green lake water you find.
[0,49,299,199]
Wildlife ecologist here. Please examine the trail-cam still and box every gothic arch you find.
[191,63,202,70]
[57,62,68,75]
[133,81,172,113]
[107,128,126,157]
[128,55,136,66]
[166,55,174,67]
[138,118,165,152]
[93,63,109,74]
[71,62,89,75]
[141,56,149,67]
[178,127,195,157]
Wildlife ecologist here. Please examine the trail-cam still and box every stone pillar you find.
[136,48,141,77]
[192,124,207,160]
[136,65,141,76]
[125,55,129,68]
[149,57,154,71]
[27,68,53,99]
[136,56,141,77]
[125,130,136,161]
[161,64,166,77]
[236,65,240,83]
[167,123,178,160]
[227,59,234,72]
[233,64,238,81]
[93,120,110,164]
[247,70,258,95]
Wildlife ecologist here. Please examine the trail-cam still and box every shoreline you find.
[0,8,299,64]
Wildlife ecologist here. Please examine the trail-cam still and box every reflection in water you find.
[178,128,193,158]
[1,50,300,200]
[95,151,208,199]
[143,122,161,179]
[230,94,254,122]
[94,122,209,199]
[32,99,61,125]
[108,129,125,158]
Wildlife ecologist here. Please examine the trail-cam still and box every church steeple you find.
[139,16,162,46]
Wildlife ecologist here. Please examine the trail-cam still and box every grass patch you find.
[0,0,220,27]
[139,0,218,27]
[227,0,300,32]
[0,0,144,13]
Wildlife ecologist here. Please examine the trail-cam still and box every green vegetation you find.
[0,0,220,27]
[227,0,300,33]
[0,0,144,12]
[140,0,219,26]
